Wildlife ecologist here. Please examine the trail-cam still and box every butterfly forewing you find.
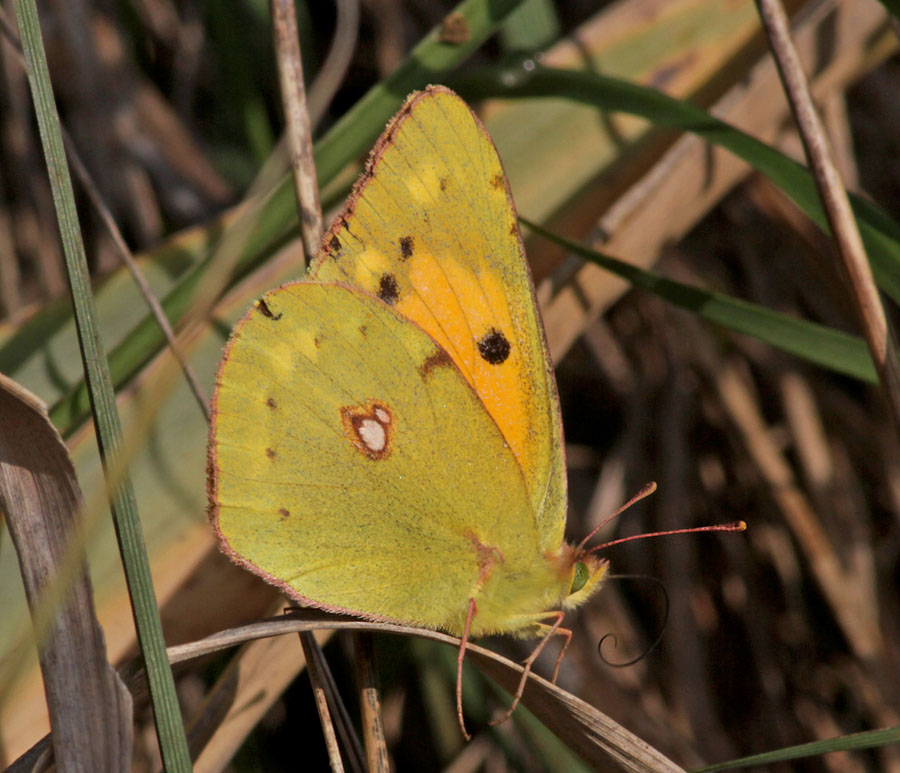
[310,87,566,550]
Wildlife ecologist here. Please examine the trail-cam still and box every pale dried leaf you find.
[0,374,132,771]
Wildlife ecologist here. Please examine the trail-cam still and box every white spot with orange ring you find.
[340,399,395,460]
[358,418,387,453]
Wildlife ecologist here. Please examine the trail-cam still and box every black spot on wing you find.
[477,328,511,365]
[399,235,414,260]
[377,273,399,305]
[257,298,282,321]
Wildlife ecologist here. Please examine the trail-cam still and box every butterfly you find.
[207,86,726,738]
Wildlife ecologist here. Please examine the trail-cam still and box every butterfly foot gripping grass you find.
[207,86,745,740]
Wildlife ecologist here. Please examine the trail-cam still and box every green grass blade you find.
[692,725,900,771]
[453,65,900,304]
[14,2,190,768]
[499,0,560,52]
[525,220,876,383]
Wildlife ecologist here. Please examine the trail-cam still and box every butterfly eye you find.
[570,561,589,594]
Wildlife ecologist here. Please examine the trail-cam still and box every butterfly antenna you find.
[584,519,747,555]
[576,481,659,552]
[597,574,669,667]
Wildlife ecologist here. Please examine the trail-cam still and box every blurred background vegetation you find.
[2,0,900,769]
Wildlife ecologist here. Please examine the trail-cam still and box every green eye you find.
[570,561,589,594]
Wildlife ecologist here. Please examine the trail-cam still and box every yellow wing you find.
[309,87,566,551]
[209,283,563,635]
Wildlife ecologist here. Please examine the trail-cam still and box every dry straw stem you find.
[0,375,132,771]
[755,0,900,435]
[271,0,322,263]
[310,631,368,772]
[353,631,390,772]
[298,632,346,772]
[710,353,900,745]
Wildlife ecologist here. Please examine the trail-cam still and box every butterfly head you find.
[557,545,609,610]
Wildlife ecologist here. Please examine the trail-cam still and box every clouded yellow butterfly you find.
[209,86,643,737]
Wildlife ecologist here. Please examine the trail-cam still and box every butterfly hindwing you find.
[209,282,549,632]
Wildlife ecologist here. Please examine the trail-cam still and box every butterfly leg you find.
[550,625,573,684]
[456,597,477,741]
[489,611,568,727]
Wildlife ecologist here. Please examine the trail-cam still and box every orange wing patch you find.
[393,250,534,476]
